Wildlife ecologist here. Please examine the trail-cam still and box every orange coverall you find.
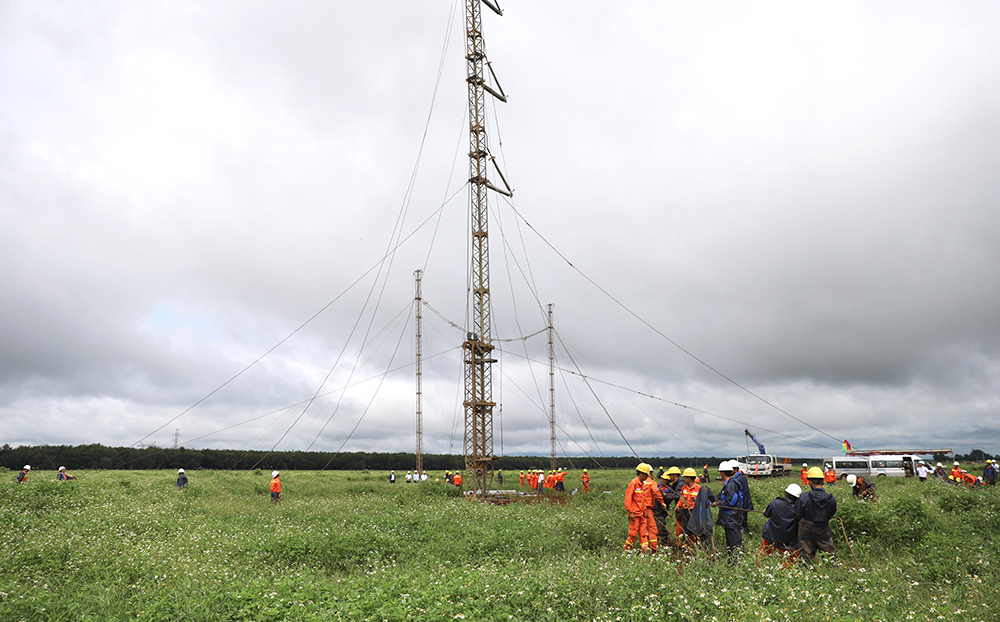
[950,467,963,482]
[642,479,666,551]
[624,476,650,551]
[824,469,836,484]
[676,482,700,545]
[453,473,462,486]
[580,472,591,493]
[800,468,809,486]
[519,471,525,487]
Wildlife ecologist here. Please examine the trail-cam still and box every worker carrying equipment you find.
[57,466,77,481]
[580,469,590,493]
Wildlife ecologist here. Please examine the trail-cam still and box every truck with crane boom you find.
[735,429,792,477]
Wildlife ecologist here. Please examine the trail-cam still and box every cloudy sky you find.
[3,1,999,461]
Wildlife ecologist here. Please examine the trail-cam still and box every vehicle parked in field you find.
[823,456,871,480]
[736,454,778,477]
[868,454,919,477]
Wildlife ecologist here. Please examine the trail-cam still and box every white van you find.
[868,455,919,477]
[823,456,870,480]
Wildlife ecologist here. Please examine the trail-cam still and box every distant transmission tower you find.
[414,269,424,477]
[172,429,180,450]
[463,0,510,497]
[548,304,556,471]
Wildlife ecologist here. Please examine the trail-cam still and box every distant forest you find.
[1,444,987,472]
[0,443,733,472]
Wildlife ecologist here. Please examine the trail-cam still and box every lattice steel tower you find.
[463,0,509,496]
[414,269,424,477]
[548,304,556,471]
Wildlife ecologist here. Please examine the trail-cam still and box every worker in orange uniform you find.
[519,471,525,488]
[16,465,30,483]
[962,470,979,488]
[556,468,566,492]
[640,463,666,552]
[580,469,591,493]
[799,463,809,486]
[624,463,652,552]
[950,462,963,483]
[824,464,836,486]
[676,468,701,547]
[270,470,281,503]
[453,471,463,487]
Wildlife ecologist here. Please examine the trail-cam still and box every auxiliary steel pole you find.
[548,304,556,471]
[463,0,509,497]
[414,269,424,478]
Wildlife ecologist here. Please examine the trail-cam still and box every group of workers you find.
[14,465,78,483]
[516,468,576,493]
[622,461,840,566]
[945,460,997,487]
[388,470,430,484]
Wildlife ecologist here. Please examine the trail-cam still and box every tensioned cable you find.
[128,194,462,450]
[132,4,463,452]
[501,347,838,452]
[299,314,412,486]
[500,198,843,445]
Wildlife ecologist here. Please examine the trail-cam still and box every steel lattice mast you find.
[548,304,556,471]
[414,269,423,478]
[463,0,509,496]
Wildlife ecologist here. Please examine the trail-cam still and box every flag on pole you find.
[842,439,852,454]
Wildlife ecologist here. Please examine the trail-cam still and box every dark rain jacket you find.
[716,477,743,529]
[653,479,682,518]
[984,465,997,485]
[762,496,800,550]
[733,471,754,512]
[686,485,714,539]
[795,486,837,540]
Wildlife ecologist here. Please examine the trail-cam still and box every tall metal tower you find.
[547,304,556,471]
[463,0,509,496]
[414,269,424,477]
[172,429,180,450]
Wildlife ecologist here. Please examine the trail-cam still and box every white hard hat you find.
[846,474,857,486]
[785,483,802,498]
[937,462,943,467]
[178,468,184,474]
[719,461,732,472]
[272,470,279,478]
[802,463,808,467]
[825,464,831,468]
[59,466,66,471]
[954,461,960,466]
[24,465,30,470]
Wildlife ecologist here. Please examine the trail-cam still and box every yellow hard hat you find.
[583,469,588,473]
[682,467,697,478]
[667,466,682,475]
[806,466,824,479]
[636,463,652,475]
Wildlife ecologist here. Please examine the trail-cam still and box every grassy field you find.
[1,467,998,621]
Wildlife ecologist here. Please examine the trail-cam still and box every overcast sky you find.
[2,1,999,462]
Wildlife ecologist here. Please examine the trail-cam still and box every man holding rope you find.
[795,467,838,565]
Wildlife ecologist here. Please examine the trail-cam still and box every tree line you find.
[0,443,737,472]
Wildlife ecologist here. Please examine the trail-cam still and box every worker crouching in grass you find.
[759,483,801,568]
[712,460,743,556]
[795,467,838,566]
[623,463,651,553]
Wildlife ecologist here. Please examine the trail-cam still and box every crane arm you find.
[744,429,766,454]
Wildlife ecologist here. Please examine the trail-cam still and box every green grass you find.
[1,468,998,621]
